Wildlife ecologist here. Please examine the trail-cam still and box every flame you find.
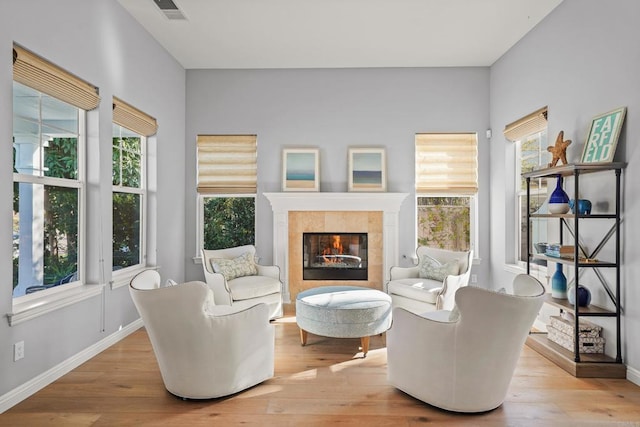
[322,235,344,263]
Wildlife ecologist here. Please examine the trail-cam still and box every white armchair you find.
[386,247,473,314]
[129,270,275,399]
[201,245,283,319]
[387,274,545,413]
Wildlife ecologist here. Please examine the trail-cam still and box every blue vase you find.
[551,263,567,299]
[568,285,592,307]
[549,176,570,214]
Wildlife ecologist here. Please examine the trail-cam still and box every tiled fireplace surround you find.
[264,193,408,302]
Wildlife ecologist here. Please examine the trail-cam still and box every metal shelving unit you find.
[522,162,626,378]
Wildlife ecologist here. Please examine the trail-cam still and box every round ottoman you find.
[295,285,392,356]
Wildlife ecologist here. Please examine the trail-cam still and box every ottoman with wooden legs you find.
[295,286,392,357]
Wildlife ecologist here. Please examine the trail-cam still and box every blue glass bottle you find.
[551,263,567,299]
[548,175,570,214]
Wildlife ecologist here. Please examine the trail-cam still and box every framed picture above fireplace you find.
[348,148,386,192]
[282,148,320,192]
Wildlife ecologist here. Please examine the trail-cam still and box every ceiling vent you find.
[153,0,186,20]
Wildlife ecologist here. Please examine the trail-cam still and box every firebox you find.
[302,232,368,280]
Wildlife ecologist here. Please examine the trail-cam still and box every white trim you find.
[627,365,640,387]
[8,284,105,326]
[0,318,143,413]
[111,266,147,290]
[263,192,408,301]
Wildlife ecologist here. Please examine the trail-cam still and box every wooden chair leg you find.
[360,336,370,357]
[300,328,308,346]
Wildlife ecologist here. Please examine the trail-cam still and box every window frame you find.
[514,130,549,271]
[12,82,87,303]
[111,124,147,277]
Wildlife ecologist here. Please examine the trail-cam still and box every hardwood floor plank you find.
[2,304,640,426]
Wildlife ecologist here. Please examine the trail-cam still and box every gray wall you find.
[184,68,491,284]
[489,0,639,377]
[0,0,186,397]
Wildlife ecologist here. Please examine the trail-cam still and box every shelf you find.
[522,162,626,179]
[543,294,616,317]
[523,162,624,378]
[530,213,616,219]
[531,254,616,268]
[526,333,625,378]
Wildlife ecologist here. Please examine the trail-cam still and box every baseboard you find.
[626,365,640,386]
[0,318,143,414]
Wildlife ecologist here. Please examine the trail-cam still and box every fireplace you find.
[264,192,408,301]
[303,233,368,280]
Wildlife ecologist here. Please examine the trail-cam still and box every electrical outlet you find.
[14,341,24,362]
[471,274,478,284]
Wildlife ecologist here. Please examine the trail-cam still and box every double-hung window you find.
[415,133,478,252]
[504,107,549,267]
[196,135,257,252]
[12,45,99,299]
[112,97,156,272]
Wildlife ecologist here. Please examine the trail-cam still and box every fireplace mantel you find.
[264,192,408,301]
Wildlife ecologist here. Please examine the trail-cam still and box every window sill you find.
[8,284,105,326]
[111,266,157,290]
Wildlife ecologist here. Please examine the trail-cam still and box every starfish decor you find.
[547,130,572,167]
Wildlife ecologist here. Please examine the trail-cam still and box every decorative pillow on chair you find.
[418,255,459,282]
[211,252,258,281]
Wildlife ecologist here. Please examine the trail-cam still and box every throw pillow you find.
[211,251,257,281]
[418,254,459,282]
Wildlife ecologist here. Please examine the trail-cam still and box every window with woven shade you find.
[12,44,99,302]
[505,107,549,267]
[415,133,478,253]
[112,97,154,274]
[196,135,256,252]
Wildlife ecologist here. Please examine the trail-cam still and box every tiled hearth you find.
[264,192,408,302]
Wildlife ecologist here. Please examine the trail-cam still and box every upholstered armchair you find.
[387,274,545,413]
[386,247,473,314]
[201,245,283,319]
[129,270,275,399]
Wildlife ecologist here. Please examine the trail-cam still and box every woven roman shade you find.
[113,97,158,137]
[197,135,257,194]
[415,133,478,195]
[13,44,100,111]
[503,107,548,142]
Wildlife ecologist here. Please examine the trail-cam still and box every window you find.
[504,107,549,266]
[12,82,84,297]
[197,135,257,251]
[112,125,145,270]
[111,97,156,272]
[12,44,99,300]
[415,133,478,252]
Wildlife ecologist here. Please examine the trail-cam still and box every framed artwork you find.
[282,148,319,191]
[581,107,626,163]
[348,148,386,192]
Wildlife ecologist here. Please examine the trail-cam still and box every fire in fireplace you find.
[302,232,368,280]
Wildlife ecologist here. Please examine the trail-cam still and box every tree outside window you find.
[202,196,255,250]
[112,124,145,270]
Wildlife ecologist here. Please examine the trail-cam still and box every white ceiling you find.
[118,0,563,70]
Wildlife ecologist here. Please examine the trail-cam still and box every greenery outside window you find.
[112,124,145,271]
[12,82,85,298]
[415,133,478,253]
[200,196,255,250]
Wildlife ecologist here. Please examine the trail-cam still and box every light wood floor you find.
[3,305,640,426]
